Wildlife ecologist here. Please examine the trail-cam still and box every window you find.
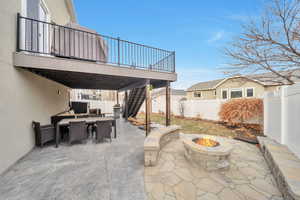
[194,92,201,98]
[81,94,89,100]
[230,89,243,98]
[246,88,254,97]
[222,90,228,99]
[214,90,217,96]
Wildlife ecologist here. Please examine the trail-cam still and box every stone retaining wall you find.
[144,125,181,166]
[258,137,300,200]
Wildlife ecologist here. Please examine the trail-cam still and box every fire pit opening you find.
[193,137,220,147]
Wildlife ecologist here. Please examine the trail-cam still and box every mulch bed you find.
[219,122,263,144]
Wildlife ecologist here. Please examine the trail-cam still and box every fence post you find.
[145,81,151,136]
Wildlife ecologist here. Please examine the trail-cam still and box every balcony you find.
[16,14,175,74]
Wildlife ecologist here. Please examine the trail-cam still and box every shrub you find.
[219,98,263,124]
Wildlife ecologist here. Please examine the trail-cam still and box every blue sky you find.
[74,0,264,89]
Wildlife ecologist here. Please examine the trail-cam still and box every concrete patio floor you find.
[145,134,283,200]
[0,119,147,200]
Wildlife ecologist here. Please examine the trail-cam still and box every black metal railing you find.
[16,14,175,73]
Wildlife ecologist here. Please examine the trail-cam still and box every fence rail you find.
[17,13,175,73]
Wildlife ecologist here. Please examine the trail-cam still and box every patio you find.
[0,120,284,200]
[0,119,146,200]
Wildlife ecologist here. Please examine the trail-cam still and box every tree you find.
[224,0,300,84]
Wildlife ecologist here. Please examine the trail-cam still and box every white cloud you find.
[207,31,225,43]
[226,14,258,22]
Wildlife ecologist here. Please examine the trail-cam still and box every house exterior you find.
[0,0,176,174]
[187,70,300,100]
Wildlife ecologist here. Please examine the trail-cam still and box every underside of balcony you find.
[14,52,176,90]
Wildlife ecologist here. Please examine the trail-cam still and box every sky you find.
[74,0,265,89]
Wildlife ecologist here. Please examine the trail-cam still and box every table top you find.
[58,117,114,126]
[57,113,88,117]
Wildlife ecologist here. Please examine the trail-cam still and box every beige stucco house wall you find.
[0,0,74,174]
[186,89,216,100]
[215,77,266,99]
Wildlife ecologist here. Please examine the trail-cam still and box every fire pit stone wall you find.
[182,134,233,171]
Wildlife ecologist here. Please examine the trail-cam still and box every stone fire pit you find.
[182,134,233,171]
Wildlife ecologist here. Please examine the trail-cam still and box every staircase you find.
[123,87,146,118]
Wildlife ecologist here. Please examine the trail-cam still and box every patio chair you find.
[32,121,55,147]
[94,121,112,143]
[68,121,88,145]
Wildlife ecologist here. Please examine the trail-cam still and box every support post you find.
[145,82,151,136]
[116,91,119,105]
[124,90,128,121]
[166,81,171,126]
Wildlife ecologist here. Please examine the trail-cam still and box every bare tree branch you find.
[224,0,300,84]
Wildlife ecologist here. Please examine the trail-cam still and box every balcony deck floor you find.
[0,119,147,200]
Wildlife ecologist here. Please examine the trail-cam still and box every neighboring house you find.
[0,0,176,174]
[187,69,300,100]
[140,89,186,115]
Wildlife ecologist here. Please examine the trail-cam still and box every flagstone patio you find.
[145,134,283,200]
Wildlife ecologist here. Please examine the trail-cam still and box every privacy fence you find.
[264,83,300,157]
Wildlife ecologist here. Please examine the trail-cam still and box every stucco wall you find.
[0,0,70,174]
[45,0,72,24]
[186,90,216,100]
[216,77,265,99]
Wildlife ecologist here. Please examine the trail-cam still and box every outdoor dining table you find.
[55,117,116,147]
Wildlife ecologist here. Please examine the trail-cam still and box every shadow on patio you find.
[0,119,147,200]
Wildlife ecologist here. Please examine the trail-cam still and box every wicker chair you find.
[32,121,55,147]
[68,121,88,145]
[94,121,112,143]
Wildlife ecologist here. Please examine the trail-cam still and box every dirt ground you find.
[136,113,263,142]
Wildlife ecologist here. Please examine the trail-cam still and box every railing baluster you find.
[91,34,93,61]
[53,25,56,55]
[31,20,33,51]
[86,33,90,60]
[117,37,120,65]
[63,28,66,56]
[82,32,84,59]
[43,22,45,53]
[58,26,61,55]
[17,13,20,52]
[73,30,75,58]
[69,27,71,57]
[37,20,39,52]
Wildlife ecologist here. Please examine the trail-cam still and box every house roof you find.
[187,79,224,91]
[152,88,186,96]
[187,69,300,91]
